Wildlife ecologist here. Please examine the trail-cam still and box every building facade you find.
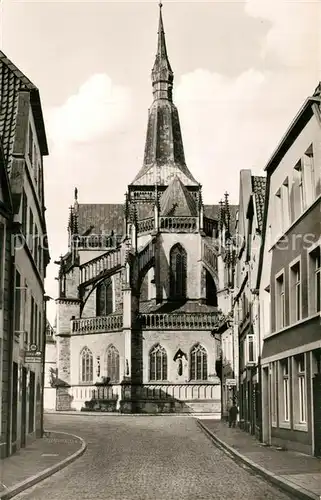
[0,51,50,457]
[259,83,321,456]
[52,6,237,415]
[0,143,14,458]
[233,170,266,437]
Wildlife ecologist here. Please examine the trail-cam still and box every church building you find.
[53,5,237,415]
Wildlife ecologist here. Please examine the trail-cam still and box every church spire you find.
[130,2,199,188]
[151,2,173,101]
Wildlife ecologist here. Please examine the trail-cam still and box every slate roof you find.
[251,176,266,233]
[0,51,48,174]
[77,204,124,236]
[204,204,239,236]
[159,176,197,216]
[139,299,218,314]
[75,202,239,236]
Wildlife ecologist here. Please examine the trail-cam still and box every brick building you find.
[0,51,50,457]
[259,83,321,456]
[233,170,266,438]
[52,5,237,415]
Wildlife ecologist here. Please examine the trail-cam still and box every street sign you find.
[226,378,236,386]
[25,348,42,364]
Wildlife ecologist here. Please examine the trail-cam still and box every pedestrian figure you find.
[229,402,238,428]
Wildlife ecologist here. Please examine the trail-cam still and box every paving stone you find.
[13,414,297,500]
[199,419,321,498]
[0,431,82,491]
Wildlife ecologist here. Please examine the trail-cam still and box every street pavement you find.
[14,414,297,500]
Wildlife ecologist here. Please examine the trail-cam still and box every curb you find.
[0,430,87,500]
[197,420,320,500]
[45,411,219,417]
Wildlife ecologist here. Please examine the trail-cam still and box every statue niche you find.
[173,349,187,376]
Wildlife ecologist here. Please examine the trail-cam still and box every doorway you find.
[21,367,27,447]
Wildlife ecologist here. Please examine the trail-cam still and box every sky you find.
[1,0,320,323]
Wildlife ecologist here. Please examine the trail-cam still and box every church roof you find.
[159,176,197,216]
[77,203,124,236]
[140,299,218,314]
[204,204,239,235]
[73,201,238,235]
[0,51,48,175]
[130,4,198,188]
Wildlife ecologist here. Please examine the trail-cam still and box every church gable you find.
[159,176,197,217]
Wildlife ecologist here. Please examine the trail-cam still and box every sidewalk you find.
[197,419,321,500]
[0,431,86,500]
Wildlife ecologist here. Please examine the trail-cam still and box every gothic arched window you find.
[190,344,208,381]
[96,277,113,316]
[170,244,187,300]
[149,344,167,381]
[80,347,93,383]
[106,345,120,383]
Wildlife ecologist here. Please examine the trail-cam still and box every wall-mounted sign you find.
[25,345,42,364]
[226,378,236,386]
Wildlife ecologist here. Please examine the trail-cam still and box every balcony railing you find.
[73,234,122,249]
[160,217,198,232]
[79,247,121,285]
[140,312,222,330]
[71,314,123,334]
[137,218,154,234]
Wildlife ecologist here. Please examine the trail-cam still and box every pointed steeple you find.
[151,2,173,101]
[131,3,199,188]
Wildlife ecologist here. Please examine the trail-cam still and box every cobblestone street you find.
[14,414,297,500]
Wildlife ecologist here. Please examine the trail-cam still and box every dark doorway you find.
[205,270,217,306]
[29,371,35,434]
[313,372,321,457]
[21,367,27,447]
[11,362,18,452]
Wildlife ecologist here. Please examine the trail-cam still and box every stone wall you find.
[142,329,219,384]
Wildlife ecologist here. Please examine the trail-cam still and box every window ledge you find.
[271,422,277,428]
[293,423,308,432]
[279,421,291,429]
[264,312,320,339]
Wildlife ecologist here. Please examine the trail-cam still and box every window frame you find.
[279,358,291,427]
[149,344,168,382]
[289,256,302,324]
[307,242,321,315]
[169,243,187,301]
[105,344,120,383]
[275,269,286,331]
[80,346,94,384]
[190,343,208,381]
